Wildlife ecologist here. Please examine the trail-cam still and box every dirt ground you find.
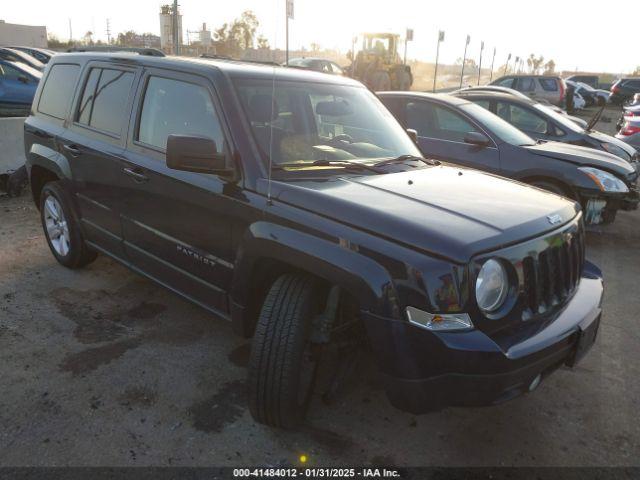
[0,104,638,467]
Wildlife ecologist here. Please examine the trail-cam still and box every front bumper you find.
[578,187,639,224]
[364,262,604,414]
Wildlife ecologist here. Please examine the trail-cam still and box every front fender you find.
[230,221,401,335]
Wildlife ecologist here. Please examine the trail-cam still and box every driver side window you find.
[497,102,548,134]
[407,102,478,143]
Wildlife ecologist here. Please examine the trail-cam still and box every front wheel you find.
[248,274,321,429]
[40,182,97,269]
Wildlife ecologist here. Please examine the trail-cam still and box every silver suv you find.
[490,75,566,106]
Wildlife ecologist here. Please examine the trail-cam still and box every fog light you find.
[406,306,473,332]
[529,374,542,392]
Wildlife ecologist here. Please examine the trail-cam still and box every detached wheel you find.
[40,182,97,269]
[248,273,321,429]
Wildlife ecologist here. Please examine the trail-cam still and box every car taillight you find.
[612,85,620,94]
[624,110,639,117]
[620,122,640,136]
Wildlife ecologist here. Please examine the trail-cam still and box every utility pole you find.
[172,0,179,55]
[477,41,484,85]
[459,34,470,88]
[503,53,511,76]
[105,19,111,45]
[286,0,294,65]
[433,30,444,92]
[489,47,496,81]
[68,18,72,43]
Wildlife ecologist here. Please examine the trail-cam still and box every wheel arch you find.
[27,144,71,208]
[229,221,400,338]
[519,174,577,200]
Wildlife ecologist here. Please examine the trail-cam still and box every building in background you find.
[159,4,182,53]
[199,23,211,47]
[0,20,47,47]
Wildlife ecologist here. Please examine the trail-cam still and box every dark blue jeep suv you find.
[24,52,603,428]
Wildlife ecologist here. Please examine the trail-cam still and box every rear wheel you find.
[40,182,97,269]
[370,71,391,91]
[248,273,321,429]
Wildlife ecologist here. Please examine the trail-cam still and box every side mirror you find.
[464,131,491,147]
[166,134,233,176]
[406,128,418,144]
[18,75,29,84]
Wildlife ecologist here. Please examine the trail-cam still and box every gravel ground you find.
[0,105,638,467]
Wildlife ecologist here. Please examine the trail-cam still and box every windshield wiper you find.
[273,159,383,174]
[373,154,439,167]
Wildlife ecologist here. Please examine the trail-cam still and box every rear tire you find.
[40,182,97,269]
[370,71,391,91]
[248,273,319,429]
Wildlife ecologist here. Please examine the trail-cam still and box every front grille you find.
[520,221,585,315]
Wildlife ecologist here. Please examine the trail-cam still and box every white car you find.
[573,91,586,110]
[577,81,610,106]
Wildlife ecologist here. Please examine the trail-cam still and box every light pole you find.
[477,41,484,85]
[404,28,413,65]
[433,30,444,92]
[286,0,294,65]
[503,53,511,76]
[489,47,496,81]
[460,34,470,88]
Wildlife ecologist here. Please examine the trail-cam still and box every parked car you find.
[454,90,639,164]
[0,47,45,71]
[456,85,588,128]
[25,53,605,427]
[616,116,640,150]
[286,57,345,75]
[378,92,639,224]
[615,102,640,131]
[610,78,640,105]
[490,74,566,106]
[0,59,41,117]
[10,46,56,64]
[566,80,597,107]
[575,81,610,106]
[572,90,586,110]
[566,74,599,89]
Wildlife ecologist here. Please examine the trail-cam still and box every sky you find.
[4,0,636,74]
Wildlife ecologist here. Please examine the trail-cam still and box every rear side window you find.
[0,62,25,81]
[516,78,535,92]
[539,78,558,91]
[38,64,80,119]
[76,67,134,135]
[137,76,225,152]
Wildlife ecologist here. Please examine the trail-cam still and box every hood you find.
[268,165,578,264]
[588,130,638,158]
[525,141,635,175]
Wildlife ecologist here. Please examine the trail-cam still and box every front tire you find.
[248,273,320,429]
[40,182,97,269]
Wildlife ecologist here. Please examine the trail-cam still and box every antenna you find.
[266,0,279,206]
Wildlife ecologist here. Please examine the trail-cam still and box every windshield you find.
[533,103,584,133]
[459,103,535,146]
[234,79,421,168]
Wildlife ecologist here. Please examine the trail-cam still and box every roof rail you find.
[66,46,165,57]
[198,53,281,67]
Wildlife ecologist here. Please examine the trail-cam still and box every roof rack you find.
[66,46,165,57]
[199,53,280,67]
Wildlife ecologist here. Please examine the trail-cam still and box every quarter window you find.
[38,64,80,119]
[137,76,225,152]
[76,68,134,135]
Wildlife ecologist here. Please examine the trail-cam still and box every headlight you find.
[578,167,629,192]
[601,142,631,161]
[475,259,508,313]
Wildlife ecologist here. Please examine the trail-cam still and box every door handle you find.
[123,167,149,183]
[62,144,82,156]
